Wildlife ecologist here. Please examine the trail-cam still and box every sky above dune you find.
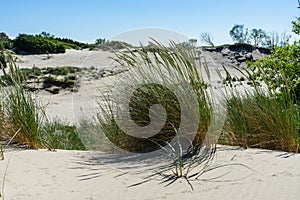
[1,0,300,45]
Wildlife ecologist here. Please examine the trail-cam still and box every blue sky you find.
[1,0,299,45]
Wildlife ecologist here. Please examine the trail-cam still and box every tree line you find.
[0,32,132,54]
[229,24,292,48]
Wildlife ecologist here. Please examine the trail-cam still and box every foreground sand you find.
[0,146,300,200]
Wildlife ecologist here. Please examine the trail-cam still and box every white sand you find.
[1,146,299,200]
[15,49,121,122]
[16,49,115,69]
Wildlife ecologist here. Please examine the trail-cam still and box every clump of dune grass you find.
[0,54,44,149]
[219,68,299,153]
[92,40,227,183]
[97,40,214,151]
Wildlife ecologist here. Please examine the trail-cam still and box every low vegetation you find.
[0,31,133,55]
[93,40,133,51]
[0,66,82,95]
[219,79,299,152]
[13,32,95,54]
[39,120,85,150]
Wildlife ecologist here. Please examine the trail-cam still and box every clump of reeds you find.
[0,53,43,149]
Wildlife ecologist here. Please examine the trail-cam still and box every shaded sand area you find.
[1,146,300,199]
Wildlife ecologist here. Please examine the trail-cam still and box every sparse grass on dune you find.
[219,67,300,153]
[0,55,43,149]
[0,53,85,150]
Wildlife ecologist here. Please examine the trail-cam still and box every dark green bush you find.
[14,34,66,54]
[0,32,13,49]
[248,41,300,103]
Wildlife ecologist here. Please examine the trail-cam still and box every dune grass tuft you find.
[219,68,299,153]
[93,40,224,182]
[97,41,214,151]
[0,54,43,149]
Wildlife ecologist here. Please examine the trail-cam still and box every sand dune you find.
[1,49,299,200]
[16,49,116,69]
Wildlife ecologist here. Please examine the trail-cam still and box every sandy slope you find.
[0,146,299,200]
[15,49,121,122]
[14,49,251,122]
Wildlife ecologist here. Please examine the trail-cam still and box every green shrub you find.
[292,17,300,35]
[248,17,300,103]
[248,41,300,103]
[55,37,91,49]
[14,34,66,54]
[0,32,13,49]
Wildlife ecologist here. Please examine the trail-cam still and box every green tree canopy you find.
[250,29,267,47]
[229,24,249,43]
